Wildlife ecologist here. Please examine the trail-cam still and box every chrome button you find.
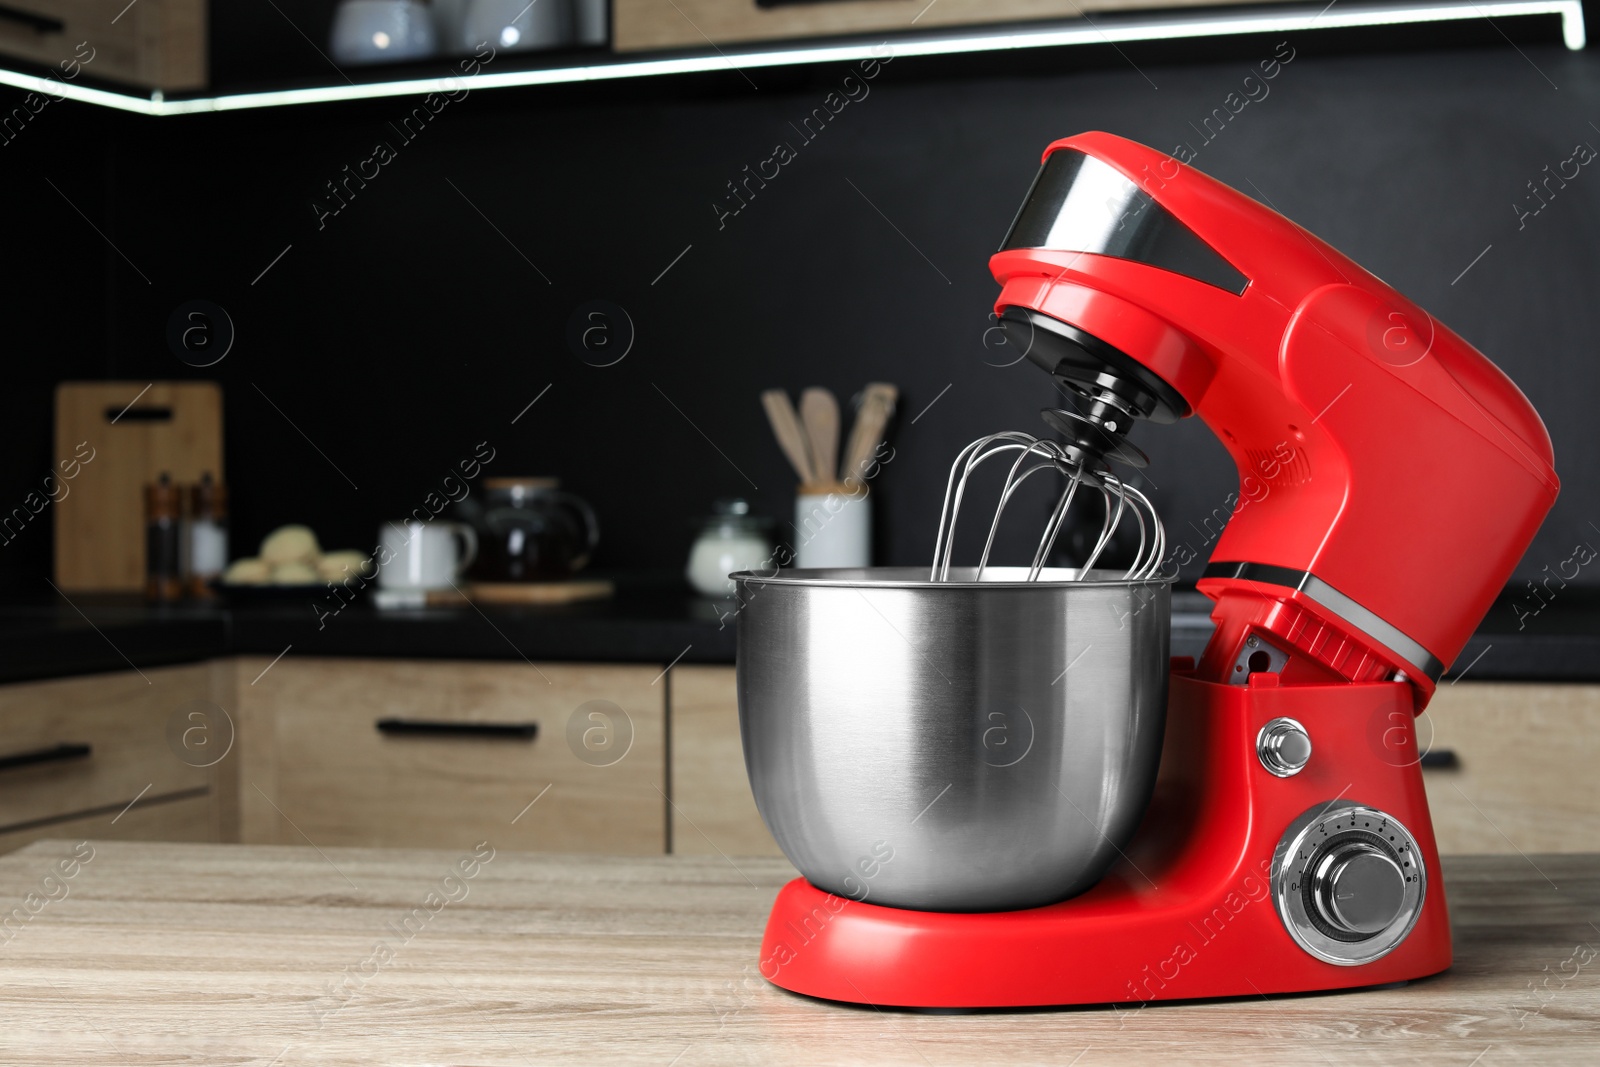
[1257,717,1312,777]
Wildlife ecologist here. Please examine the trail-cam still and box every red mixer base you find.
[758,673,1453,1008]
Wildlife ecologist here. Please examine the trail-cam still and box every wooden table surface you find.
[0,841,1596,1065]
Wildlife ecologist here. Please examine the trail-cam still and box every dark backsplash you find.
[2,28,1598,594]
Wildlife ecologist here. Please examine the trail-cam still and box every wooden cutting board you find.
[418,580,616,606]
[54,382,224,593]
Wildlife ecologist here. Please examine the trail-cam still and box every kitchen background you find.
[3,9,1599,1052]
[2,4,1597,595]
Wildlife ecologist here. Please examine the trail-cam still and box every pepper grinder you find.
[144,473,183,602]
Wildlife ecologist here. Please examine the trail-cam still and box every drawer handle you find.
[753,0,890,7]
[375,718,538,740]
[103,404,173,423]
[0,5,65,34]
[1419,748,1460,770]
[0,742,91,773]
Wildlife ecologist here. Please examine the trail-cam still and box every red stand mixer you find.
[738,132,1559,1007]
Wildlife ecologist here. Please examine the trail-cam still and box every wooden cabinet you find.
[1419,683,1600,854]
[0,791,214,853]
[12,659,1589,864]
[0,1,205,92]
[668,665,780,857]
[0,662,233,854]
[613,0,1240,53]
[236,657,667,854]
[3,655,670,857]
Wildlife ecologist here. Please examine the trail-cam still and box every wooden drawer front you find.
[0,792,213,855]
[239,658,665,854]
[614,0,1248,52]
[669,665,781,857]
[0,1,205,91]
[1420,683,1600,853]
[0,664,214,832]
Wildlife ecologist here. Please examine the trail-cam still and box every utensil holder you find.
[794,486,870,568]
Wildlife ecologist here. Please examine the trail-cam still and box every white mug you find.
[379,519,478,590]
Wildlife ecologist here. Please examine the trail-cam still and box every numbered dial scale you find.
[1271,801,1427,966]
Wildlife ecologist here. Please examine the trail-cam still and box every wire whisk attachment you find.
[929,428,1165,583]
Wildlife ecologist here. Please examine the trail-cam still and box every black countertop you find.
[0,573,737,685]
[0,574,1594,686]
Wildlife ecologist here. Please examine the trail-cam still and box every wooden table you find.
[0,841,1595,1065]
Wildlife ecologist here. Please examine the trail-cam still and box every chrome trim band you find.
[1202,561,1445,683]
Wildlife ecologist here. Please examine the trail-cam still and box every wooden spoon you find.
[799,388,839,491]
[761,389,814,485]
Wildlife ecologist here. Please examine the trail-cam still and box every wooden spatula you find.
[761,389,815,485]
[799,388,839,490]
[842,382,898,481]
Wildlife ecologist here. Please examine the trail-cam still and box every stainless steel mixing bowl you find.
[733,566,1170,912]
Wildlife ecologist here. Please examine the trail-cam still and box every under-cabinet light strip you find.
[0,0,1584,116]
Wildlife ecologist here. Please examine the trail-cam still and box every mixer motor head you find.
[988,133,1559,703]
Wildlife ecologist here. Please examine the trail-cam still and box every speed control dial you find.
[1271,802,1426,965]
[1314,843,1406,935]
